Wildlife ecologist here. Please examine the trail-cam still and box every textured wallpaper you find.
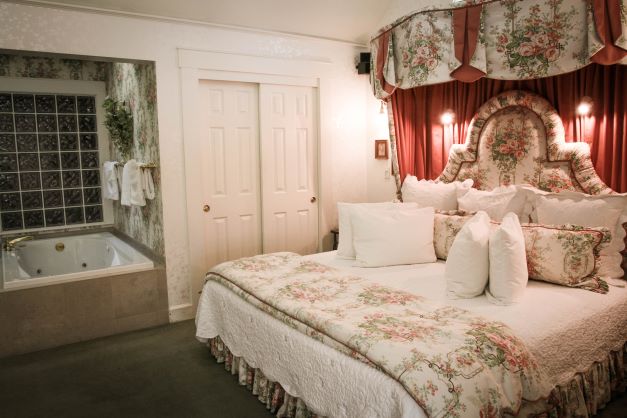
[106,62,164,258]
[0,53,165,258]
[0,53,107,81]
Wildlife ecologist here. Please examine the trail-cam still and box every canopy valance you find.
[371,0,627,98]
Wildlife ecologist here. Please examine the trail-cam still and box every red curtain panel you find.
[390,64,627,192]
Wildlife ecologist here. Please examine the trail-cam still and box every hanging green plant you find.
[103,97,133,159]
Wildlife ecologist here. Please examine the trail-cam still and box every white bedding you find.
[196,251,627,418]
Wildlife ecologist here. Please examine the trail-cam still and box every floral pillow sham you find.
[435,210,612,293]
[433,210,475,260]
[521,224,611,293]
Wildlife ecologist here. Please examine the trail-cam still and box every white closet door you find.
[199,80,262,267]
[260,84,319,255]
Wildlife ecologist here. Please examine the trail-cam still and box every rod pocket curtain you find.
[389,64,627,192]
[371,0,627,99]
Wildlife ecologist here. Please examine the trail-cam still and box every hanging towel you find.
[120,159,146,207]
[115,164,124,193]
[141,167,155,200]
[102,161,119,200]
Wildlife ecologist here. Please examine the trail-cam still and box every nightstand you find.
[331,228,339,250]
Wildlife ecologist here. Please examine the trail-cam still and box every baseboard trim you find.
[168,303,194,322]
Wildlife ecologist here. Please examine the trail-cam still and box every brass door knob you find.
[310,197,317,203]
[203,204,210,212]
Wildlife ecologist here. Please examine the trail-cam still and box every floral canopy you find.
[371,0,627,98]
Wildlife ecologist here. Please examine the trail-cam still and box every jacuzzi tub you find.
[1,232,155,290]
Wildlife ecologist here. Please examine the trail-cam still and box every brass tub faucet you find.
[3,235,34,251]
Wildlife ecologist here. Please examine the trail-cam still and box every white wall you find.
[365,95,398,202]
[0,2,384,320]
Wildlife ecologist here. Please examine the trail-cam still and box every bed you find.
[196,91,627,418]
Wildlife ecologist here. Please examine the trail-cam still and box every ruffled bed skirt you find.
[209,337,320,418]
[209,337,626,418]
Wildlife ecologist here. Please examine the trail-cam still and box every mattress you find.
[196,251,627,418]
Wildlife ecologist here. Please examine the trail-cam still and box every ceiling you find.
[17,0,395,44]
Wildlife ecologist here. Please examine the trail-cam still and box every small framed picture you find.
[374,139,389,159]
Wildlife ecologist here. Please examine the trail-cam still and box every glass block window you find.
[0,92,103,231]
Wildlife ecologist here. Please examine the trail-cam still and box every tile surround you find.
[0,92,103,230]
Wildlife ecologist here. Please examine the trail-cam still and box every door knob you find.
[203,204,210,212]
[310,197,317,203]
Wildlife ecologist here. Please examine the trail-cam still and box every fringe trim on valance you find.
[209,336,626,418]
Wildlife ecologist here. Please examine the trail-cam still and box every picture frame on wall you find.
[374,139,388,159]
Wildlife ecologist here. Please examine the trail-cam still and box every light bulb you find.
[577,98,592,116]
[440,110,455,125]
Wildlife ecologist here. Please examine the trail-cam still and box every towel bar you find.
[113,161,157,168]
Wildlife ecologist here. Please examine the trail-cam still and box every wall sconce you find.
[576,97,593,116]
[576,97,593,143]
[379,100,386,114]
[440,110,455,125]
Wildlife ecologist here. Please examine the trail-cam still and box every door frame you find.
[179,48,332,311]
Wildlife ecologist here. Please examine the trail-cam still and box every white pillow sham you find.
[446,211,490,299]
[534,192,626,279]
[336,202,418,259]
[401,176,473,210]
[351,206,436,267]
[486,212,528,305]
[457,185,529,222]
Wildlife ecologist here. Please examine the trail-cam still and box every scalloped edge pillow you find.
[401,176,473,210]
[533,191,626,279]
[457,185,531,222]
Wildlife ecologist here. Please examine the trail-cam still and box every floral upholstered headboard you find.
[437,90,612,195]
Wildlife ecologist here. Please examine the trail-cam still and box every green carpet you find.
[0,321,270,418]
[0,320,625,418]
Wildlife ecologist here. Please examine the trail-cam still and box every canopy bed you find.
[196,1,627,417]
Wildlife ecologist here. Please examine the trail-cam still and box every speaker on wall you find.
[356,52,371,74]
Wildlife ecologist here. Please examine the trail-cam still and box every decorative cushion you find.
[446,212,491,299]
[433,210,475,260]
[336,202,418,259]
[351,206,436,267]
[521,224,611,293]
[401,176,473,210]
[486,213,528,305]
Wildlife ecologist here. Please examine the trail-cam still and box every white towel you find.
[115,164,123,193]
[120,159,146,207]
[141,167,155,200]
[102,161,119,200]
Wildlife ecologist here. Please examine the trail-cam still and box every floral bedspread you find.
[206,253,552,417]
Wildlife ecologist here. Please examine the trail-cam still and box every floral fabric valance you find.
[371,0,627,98]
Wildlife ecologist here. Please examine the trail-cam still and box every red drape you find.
[390,64,627,192]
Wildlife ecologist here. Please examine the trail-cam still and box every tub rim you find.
[1,228,160,292]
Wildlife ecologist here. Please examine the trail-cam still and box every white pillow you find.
[445,211,490,299]
[401,175,473,210]
[486,212,528,305]
[351,206,436,267]
[336,202,418,259]
[458,185,528,221]
[535,193,626,278]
